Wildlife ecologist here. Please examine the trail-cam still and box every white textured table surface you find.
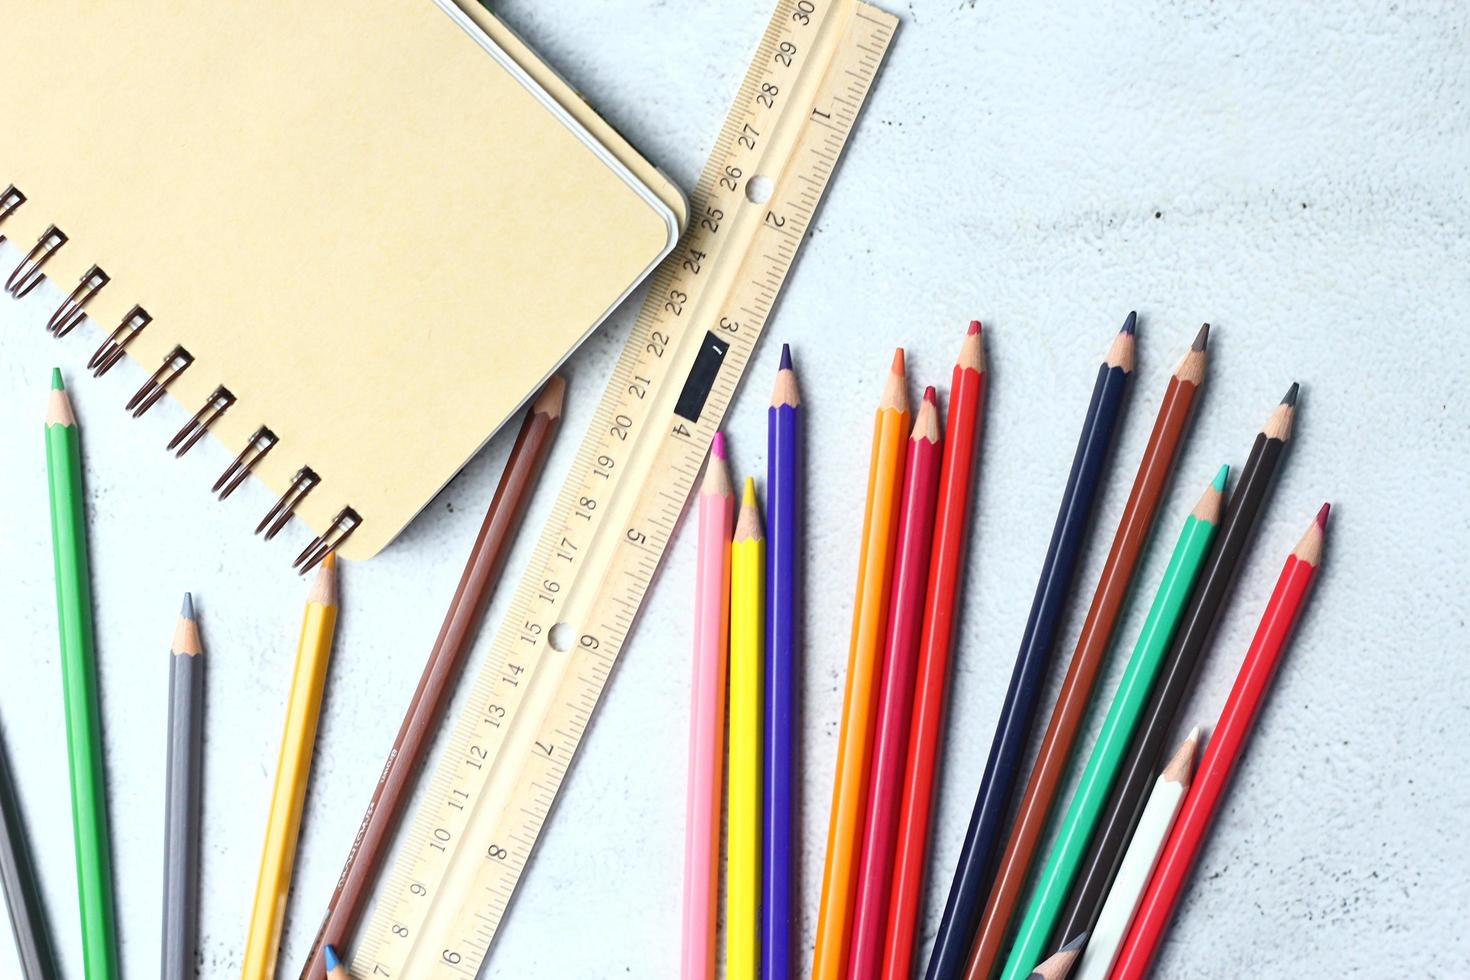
[2,2,1467,977]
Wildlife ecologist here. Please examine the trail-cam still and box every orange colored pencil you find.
[813,350,910,980]
[883,322,987,978]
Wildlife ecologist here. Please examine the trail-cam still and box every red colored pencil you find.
[882,322,987,979]
[848,387,945,980]
[1109,504,1329,979]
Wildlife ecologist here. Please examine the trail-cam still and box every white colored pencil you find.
[1072,728,1201,980]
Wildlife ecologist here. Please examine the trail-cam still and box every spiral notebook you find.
[0,0,684,563]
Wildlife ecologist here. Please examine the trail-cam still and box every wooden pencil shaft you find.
[46,404,120,979]
[243,597,338,980]
[0,731,60,980]
[162,646,204,980]
[883,335,986,980]
[299,404,559,979]
[928,339,1132,980]
[967,365,1202,979]
[1052,428,1287,950]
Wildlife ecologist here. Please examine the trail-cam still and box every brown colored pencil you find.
[297,377,565,980]
[1027,933,1086,980]
[965,327,1208,979]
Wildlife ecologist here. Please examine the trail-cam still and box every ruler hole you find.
[548,622,575,652]
[745,175,774,204]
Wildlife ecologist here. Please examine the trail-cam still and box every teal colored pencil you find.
[45,370,120,979]
[999,466,1227,980]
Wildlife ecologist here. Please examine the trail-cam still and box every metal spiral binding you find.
[5,180,361,568]
[256,467,319,541]
[5,224,66,298]
[126,346,193,417]
[213,427,278,500]
[293,507,362,574]
[48,264,110,337]
[167,386,235,457]
[0,185,23,243]
[88,304,152,376]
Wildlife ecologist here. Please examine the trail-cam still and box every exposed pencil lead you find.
[1211,463,1230,491]
[779,343,793,370]
[531,374,566,419]
[742,475,757,508]
[711,431,727,460]
[1121,310,1137,335]
[968,319,982,336]
[1059,931,1089,953]
[1282,381,1300,406]
[1315,502,1331,528]
[181,592,195,620]
[922,385,938,405]
[1191,322,1210,351]
[324,944,341,972]
[51,366,64,390]
[734,477,763,541]
[891,347,906,375]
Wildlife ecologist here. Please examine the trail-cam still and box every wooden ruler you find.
[354,3,895,975]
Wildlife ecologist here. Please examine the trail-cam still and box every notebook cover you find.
[0,0,681,559]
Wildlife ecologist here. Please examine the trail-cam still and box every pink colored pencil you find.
[681,434,736,980]
[848,388,945,980]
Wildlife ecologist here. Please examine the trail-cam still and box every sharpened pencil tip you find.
[51,367,64,390]
[891,347,906,375]
[922,385,938,405]
[742,476,757,507]
[1121,310,1137,335]
[968,319,982,336]
[1282,381,1300,406]
[1316,502,1331,528]
[1192,322,1210,351]
[324,944,341,971]
[711,431,726,460]
[181,592,194,619]
[779,343,793,370]
[531,374,566,419]
[1212,463,1230,491]
[308,551,338,606]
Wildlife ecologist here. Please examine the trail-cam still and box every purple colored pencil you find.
[764,344,801,980]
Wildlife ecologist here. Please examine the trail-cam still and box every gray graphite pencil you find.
[0,724,59,980]
[162,593,205,980]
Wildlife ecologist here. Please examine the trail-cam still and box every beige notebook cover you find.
[0,0,683,560]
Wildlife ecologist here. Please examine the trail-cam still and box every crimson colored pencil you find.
[882,322,987,979]
[1110,505,1329,979]
[848,387,944,980]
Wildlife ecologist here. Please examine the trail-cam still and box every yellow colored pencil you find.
[727,478,765,980]
[814,349,910,979]
[242,556,340,980]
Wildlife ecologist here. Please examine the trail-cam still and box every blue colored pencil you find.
[926,315,1136,980]
[763,344,801,980]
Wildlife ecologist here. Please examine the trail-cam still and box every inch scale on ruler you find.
[355,2,895,975]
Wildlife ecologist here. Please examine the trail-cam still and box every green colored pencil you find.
[45,370,119,979]
[999,466,1228,980]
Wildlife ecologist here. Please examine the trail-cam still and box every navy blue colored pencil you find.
[925,315,1137,980]
[764,344,801,980]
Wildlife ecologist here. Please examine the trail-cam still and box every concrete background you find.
[1,1,1467,976]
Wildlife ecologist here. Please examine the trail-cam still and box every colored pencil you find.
[764,346,801,980]
[849,387,944,980]
[0,721,59,980]
[813,350,910,980]
[1050,384,1298,952]
[299,379,564,980]
[162,594,205,980]
[966,326,1208,979]
[728,478,766,980]
[44,369,119,979]
[1110,506,1328,978]
[242,556,340,980]
[682,433,735,980]
[324,944,348,979]
[998,469,1226,980]
[1028,933,1087,980]
[927,315,1136,980]
[884,322,987,980]
[1073,729,1199,980]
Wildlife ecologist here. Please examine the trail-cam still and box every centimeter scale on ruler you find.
[356,2,896,976]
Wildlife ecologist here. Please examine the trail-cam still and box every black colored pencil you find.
[162,594,205,980]
[1051,383,1298,949]
[926,315,1136,980]
[0,721,60,980]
